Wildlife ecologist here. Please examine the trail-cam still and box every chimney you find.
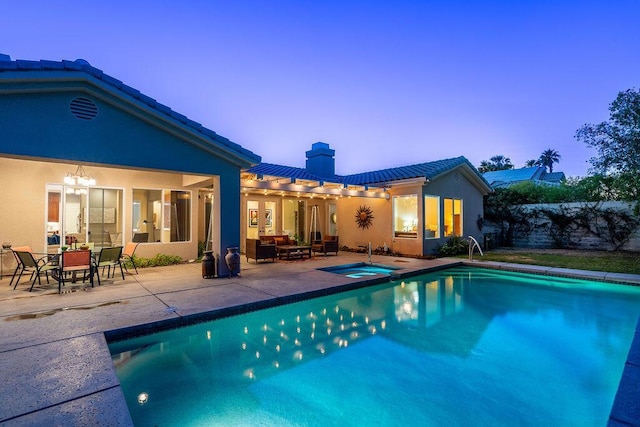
[305,142,335,178]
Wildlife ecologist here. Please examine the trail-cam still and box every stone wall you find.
[484,201,640,251]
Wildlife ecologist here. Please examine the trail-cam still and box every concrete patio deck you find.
[1,252,639,425]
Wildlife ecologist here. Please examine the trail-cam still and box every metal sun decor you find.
[355,205,374,229]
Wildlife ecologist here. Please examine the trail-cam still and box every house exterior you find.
[0,54,491,271]
[482,167,566,188]
[241,142,492,256]
[0,55,260,277]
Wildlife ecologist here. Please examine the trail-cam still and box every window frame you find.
[393,194,418,239]
[424,195,440,239]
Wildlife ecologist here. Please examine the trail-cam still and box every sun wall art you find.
[355,205,374,229]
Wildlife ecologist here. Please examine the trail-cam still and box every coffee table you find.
[277,245,312,260]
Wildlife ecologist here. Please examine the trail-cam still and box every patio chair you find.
[312,235,339,256]
[8,245,33,288]
[12,249,58,292]
[121,242,139,274]
[58,249,97,293]
[132,232,148,243]
[95,246,124,279]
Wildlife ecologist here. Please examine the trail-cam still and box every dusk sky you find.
[3,1,639,178]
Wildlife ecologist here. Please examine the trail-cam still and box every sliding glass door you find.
[46,184,122,251]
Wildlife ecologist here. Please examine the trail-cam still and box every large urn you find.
[201,251,216,279]
[224,247,241,278]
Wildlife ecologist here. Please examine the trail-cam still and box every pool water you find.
[108,267,640,426]
[318,262,400,278]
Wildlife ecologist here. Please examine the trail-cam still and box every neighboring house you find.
[482,167,566,188]
[0,55,260,276]
[242,142,492,256]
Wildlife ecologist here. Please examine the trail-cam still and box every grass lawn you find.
[468,248,640,275]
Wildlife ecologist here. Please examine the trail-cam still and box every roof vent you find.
[70,97,98,120]
[74,58,91,66]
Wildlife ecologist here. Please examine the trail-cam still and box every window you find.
[132,189,161,243]
[282,199,306,241]
[424,195,440,238]
[168,190,191,242]
[393,195,418,238]
[132,189,191,243]
[444,198,462,237]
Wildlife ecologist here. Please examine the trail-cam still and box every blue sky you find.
[3,1,639,177]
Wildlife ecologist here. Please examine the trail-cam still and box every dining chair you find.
[121,242,139,274]
[58,250,97,293]
[8,245,33,288]
[95,246,124,279]
[12,249,58,291]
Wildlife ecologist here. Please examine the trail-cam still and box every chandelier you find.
[64,164,96,186]
[64,165,96,194]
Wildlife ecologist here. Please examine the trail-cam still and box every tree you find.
[575,88,640,201]
[524,159,540,168]
[478,155,514,173]
[538,149,561,173]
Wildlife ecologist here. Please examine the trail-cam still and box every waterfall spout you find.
[468,236,484,261]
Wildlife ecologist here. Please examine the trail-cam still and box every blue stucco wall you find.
[0,89,239,176]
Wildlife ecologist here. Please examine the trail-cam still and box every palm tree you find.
[524,159,539,168]
[538,149,561,173]
[478,155,514,173]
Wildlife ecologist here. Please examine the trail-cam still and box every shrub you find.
[122,253,184,269]
[436,236,469,257]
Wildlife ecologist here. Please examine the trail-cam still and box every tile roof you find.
[342,156,483,186]
[0,56,260,165]
[483,167,565,187]
[247,156,491,189]
[543,172,566,183]
[248,163,329,182]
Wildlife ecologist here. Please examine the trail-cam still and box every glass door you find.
[247,200,259,240]
[52,186,123,250]
[282,199,306,243]
[46,185,63,250]
[62,187,87,249]
[88,188,123,249]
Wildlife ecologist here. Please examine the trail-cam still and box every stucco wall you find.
[0,89,241,177]
[0,157,205,265]
[423,170,485,254]
[337,197,392,252]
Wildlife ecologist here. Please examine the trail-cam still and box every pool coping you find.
[463,260,640,286]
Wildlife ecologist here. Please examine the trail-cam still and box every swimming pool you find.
[108,266,640,426]
[318,262,400,278]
